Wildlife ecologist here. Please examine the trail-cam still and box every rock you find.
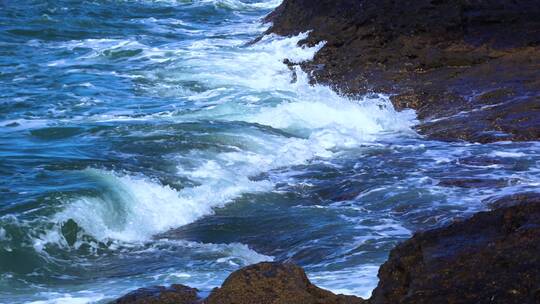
[112,284,200,304]
[487,192,540,210]
[206,262,365,304]
[112,263,365,304]
[112,192,540,303]
[370,193,540,304]
[265,0,540,143]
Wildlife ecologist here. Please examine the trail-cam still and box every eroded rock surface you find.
[265,0,540,142]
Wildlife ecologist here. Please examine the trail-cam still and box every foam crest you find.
[247,85,417,144]
[172,32,415,140]
[47,38,182,67]
[55,169,271,242]
[156,32,324,92]
[46,31,416,246]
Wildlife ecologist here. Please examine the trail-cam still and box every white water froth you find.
[202,0,283,10]
[54,169,271,242]
[309,265,380,299]
[24,240,272,304]
[140,0,282,10]
[49,31,416,245]
[28,294,104,304]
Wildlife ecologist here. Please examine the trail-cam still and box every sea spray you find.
[47,32,415,245]
[2,0,538,303]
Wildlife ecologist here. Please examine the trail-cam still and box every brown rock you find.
[487,192,540,210]
[205,262,365,304]
[111,263,365,304]
[112,194,540,304]
[370,193,540,304]
[265,0,540,143]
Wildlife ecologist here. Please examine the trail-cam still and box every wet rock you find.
[112,284,200,304]
[487,192,540,210]
[265,0,540,143]
[112,263,365,304]
[370,193,540,304]
[206,262,365,304]
[113,193,540,304]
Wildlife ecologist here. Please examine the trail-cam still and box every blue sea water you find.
[0,0,539,303]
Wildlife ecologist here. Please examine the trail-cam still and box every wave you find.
[27,28,417,248]
[138,0,282,10]
[10,7,417,250]
[52,168,272,243]
[19,240,272,304]
[203,0,283,10]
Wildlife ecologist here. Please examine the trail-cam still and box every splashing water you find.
[1,0,539,303]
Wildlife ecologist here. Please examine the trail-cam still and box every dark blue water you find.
[1,1,539,303]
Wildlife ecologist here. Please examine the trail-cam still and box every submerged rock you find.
[265,0,540,142]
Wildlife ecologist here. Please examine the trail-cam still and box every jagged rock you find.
[370,193,540,304]
[265,0,540,143]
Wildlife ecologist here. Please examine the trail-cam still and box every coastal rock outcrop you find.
[111,2,540,303]
[112,263,366,304]
[206,262,365,304]
[265,0,540,142]
[113,194,540,304]
[370,192,540,304]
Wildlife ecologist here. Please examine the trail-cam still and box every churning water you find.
[1,0,539,303]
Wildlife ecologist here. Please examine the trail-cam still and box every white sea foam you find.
[24,240,272,303]
[159,32,326,92]
[0,227,7,241]
[46,38,184,67]
[489,151,527,158]
[53,169,271,242]
[0,119,50,131]
[203,0,282,10]
[45,29,416,246]
[143,0,282,10]
[28,294,104,304]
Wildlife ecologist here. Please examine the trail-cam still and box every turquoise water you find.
[1,0,539,303]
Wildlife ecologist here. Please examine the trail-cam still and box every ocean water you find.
[0,0,539,303]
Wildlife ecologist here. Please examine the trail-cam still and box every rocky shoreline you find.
[266,0,539,143]
[112,1,539,303]
[112,193,540,304]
